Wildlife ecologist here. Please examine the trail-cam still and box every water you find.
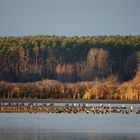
[0,111,140,140]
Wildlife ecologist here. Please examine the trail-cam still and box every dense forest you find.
[0,35,140,99]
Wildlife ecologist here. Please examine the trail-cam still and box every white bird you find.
[122,104,124,108]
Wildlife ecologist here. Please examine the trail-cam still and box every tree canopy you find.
[0,35,140,82]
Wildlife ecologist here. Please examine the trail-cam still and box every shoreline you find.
[0,99,140,104]
[0,105,140,114]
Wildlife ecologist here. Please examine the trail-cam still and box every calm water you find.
[0,111,140,140]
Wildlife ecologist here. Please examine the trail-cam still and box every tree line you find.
[0,35,140,82]
[0,35,140,100]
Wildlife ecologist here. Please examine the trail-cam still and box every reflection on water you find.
[0,112,140,140]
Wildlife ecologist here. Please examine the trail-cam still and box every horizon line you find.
[0,34,140,38]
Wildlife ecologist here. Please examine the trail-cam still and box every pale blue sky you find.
[0,0,140,36]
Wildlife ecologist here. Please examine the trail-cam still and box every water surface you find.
[0,111,140,140]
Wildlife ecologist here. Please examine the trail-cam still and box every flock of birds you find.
[0,102,140,114]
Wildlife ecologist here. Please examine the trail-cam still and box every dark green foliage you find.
[0,35,139,82]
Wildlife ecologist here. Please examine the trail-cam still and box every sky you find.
[0,0,140,36]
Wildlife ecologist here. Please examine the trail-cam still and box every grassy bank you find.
[0,78,140,100]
